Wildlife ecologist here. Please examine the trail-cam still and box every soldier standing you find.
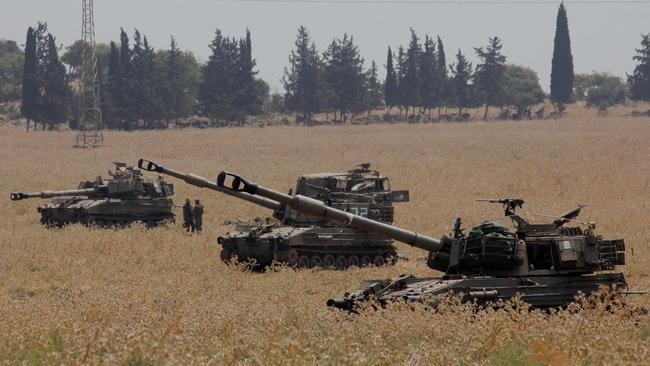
[193,199,204,233]
[182,198,194,232]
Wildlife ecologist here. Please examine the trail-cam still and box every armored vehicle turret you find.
[11,162,175,228]
[215,171,639,309]
[138,159,409,269]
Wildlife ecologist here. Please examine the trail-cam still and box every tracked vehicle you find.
[138,159,408,269]
[10,162,175,228]
[215,172,639,309]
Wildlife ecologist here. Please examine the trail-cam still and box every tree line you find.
[1,3,650,129]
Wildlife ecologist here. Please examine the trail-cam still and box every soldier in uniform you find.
[193,199,204,233]
[182,198,194,232]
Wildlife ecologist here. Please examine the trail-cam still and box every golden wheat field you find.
[1,114,650,365]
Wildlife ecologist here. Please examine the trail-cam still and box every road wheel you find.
[373,255,386,267]
[297,255,311,268]
[347,255,360,268]
[386,252,397,265]
[360,256,372,267]
[323,255,335,269]
[334,255,348,270]
[287,250,299,267]
[310,255,323,268]
[96,220,105,229]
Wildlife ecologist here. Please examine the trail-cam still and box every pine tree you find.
[436,36,448,116]
[629,34,650,102]
[116,28,132,126]
[323,33,366,122]
[104,41,121,128]
[419,35,438,119]
[21,26,38,131]
[450,49,472,118]
[550,2,574,110]
[384,47,398,112]
[282,26,324,121]
[365,60,383,118]
[475,36,507,120]
[403,29,421,115]
[199,29,240,122]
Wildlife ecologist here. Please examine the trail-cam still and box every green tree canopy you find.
[0,40,24,102]
[282,26,325,120]
[403,29,421,114]
[384,47,398,109]
[583,72,627,108]
[450,49,473,117]
[501,64,545,119]
[475,36,507,119]
[322,33,367,121]
[628,34,650,102]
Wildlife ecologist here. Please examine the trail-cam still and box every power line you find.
[213,0,650,4]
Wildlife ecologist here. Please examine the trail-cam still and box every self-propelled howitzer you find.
[10,162,175,228]
[216,171,635,309]
[139,159,409,269]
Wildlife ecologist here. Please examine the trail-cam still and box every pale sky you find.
[1,0,648,91]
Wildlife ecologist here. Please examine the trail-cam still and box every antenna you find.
[74,0,104,148]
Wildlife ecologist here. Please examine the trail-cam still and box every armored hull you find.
[219,224,397,268]
[213,172,641,309]
[217,165,408,268]
[12,162,176,229]
[38,197,175,228]
[328,273,628,310]
[138,160,408,269]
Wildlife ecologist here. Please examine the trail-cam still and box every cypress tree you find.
[628,34,650,102]
[236,29,261,120]
[105,41,121,128]
[550,2,574,110]
[436,36,448,116]
[384,47,398,112]
[396,46,407,115]
[475,36,507,120]
[21,26,38,131]
[116,28,132,126]
[40,33,69,129]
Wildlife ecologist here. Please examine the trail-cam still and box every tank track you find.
[220,246,397,270]
[40,213,175,229]
[290,247,398,270]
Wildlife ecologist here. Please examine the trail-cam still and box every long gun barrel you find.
[138,159,281,211]
[215,171,442,253]
[10,187,101,201]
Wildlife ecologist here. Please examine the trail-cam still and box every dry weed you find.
[1,116,649,364]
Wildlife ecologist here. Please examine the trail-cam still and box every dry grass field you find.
[1,115,650,365]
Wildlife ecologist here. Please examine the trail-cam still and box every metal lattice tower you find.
[74,0,103,148]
